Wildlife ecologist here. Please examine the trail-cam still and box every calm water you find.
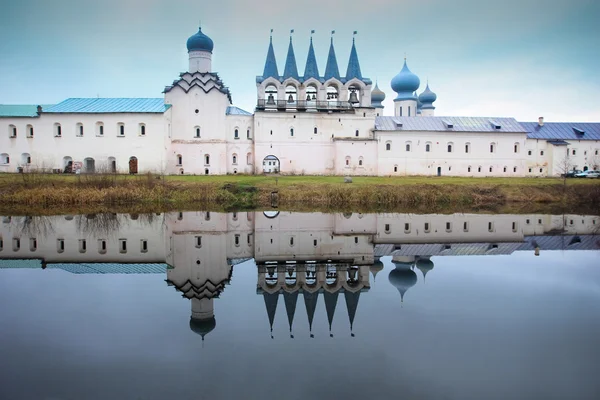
[1,211,599,400]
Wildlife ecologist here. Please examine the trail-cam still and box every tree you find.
[556,150,574,189]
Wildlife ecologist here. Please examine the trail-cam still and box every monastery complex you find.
[1,27,599,177]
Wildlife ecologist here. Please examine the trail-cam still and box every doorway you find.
[129,157,138,174]
[437,166,441,176]
[263,155,280,173]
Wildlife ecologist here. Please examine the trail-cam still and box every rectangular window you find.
[528,150,532,156]
[119,125,125,136]
[463,222,469,232]
[404,223,410,232]
[98,239,107,253]
[57,239,65,253]
[540,150,544,156]
[572,149,576,155]
[141,240,148,253]
[488,222,494,232]
[424,223,430,232]
[247,234,252,245]
[195,236,202,248]
[235,234,240,247]
[408,106,411,117]
[354,237,358,244]
[79,125,84,136]
[79,239,87,253]
[385,224,390,233]
[446,222,452,232]
[140,125,146,136]
[512,222,517,232]
[29,238,37,251]
[313,239,317,247]
[119,239,127,253]
[99,125,104,136]
[13,238,21,251]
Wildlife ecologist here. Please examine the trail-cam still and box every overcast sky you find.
[1,0,599,121]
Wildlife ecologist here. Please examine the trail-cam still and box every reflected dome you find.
[370,260,384,280]
[189,317,216,340]
[388,262,418,302]
[416,257,434,280]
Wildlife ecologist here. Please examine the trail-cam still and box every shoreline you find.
[0,174,599,216]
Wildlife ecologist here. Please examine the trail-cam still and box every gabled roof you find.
[521,122,600,140]
[44,98,170,113]
[375,116,527,133]
[0,104,54,118]
[225,106,252,116]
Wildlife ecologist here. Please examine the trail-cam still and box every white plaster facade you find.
[1,28,599,177]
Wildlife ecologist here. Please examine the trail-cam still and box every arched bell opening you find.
[305,84,318,104]
[325,265,338,286]
[305,265,317,287]
[348,84,361,106]
[285,266,297,287]
[285,84,297,105]
[346,266,360,288]
[265,84,278,108]
[326,85,339,103]
[265,265,278,287]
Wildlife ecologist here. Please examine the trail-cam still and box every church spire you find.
[303,291,319,338]
[324,31,340,81]
[303,32,319,80]
[262,30,279,79]
[263,292,279,339]
[324,290,339,337]
[283,291,298,338]
[345,31,362,81]
[283,30,299,80]
[344,290,361,337]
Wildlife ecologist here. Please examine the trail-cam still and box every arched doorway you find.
[84,158,95,173]
[63,156,73,173]
[128,157,138,174]
[437,166,441,176]
[263,155,280,173]
[108,157,116,173]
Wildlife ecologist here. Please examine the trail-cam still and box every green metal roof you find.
[0,104,54,118]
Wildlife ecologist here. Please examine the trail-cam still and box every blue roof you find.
[345,39,362,81]
[303,38,320,80]
[521,122,600,141]
[262,36,279,80]
[375,116,528,133]
[44,98,171,113]
[186,27,214,53]
[46,263,168,274]
[283,37,299,80]
[324,38,341,81]
[0,104,54,118]
[226,106,252,116]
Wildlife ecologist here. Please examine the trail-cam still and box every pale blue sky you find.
[1,0,599,121]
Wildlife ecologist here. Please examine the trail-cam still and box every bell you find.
[312,94,316,100]
[267,266,276,276]
[306,94,311,101]
[288,94,294,103]
[349,91,359,104]
[348,268,357,280]
[267,94,275,105]
[327,93,331,100]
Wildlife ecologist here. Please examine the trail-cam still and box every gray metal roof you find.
[375,243,522,257]
[0,260,168,274]
[44,98,171,113]
[521,122,600,141]
[0,104,54,118]
[225,106,252,116]
[375,116,527,133]
[517,235,600,251]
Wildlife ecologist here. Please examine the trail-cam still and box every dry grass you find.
[0,172,599,215]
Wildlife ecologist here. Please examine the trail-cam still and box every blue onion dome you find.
[419,83,437,105]
[370,259,385,280]
[187,27,214,53]
[415,257,434,280]
[388,262,418,302]
[371,83,386,106]
[189,316,216,339]
[391,60,420,99]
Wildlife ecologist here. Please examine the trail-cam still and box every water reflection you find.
[1,211,599,339]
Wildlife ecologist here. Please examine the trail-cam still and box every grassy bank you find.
[0,173,598,215]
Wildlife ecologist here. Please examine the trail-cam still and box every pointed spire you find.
[303,35,320,80]
[324,291,339,337]
[263,292,279,338]
[324,32,340,81]
[283,31,299,80]
[345,31,362,81]
[344,290,361,337]
[283,291,298,338]
[303,291,319,338]
[262,30,279,79]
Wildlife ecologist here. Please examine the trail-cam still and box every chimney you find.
[538,116,544,126]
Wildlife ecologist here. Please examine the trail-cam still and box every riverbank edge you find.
[0,175,598,215]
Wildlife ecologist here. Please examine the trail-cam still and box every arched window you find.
[345,156,351,167]
[247,152,252,165]
[176,154,182,166]
[503,166,507,172]
[247,128,251,139]
[96,122,104,136]
[468,166,471,173]
[405,141,412,152]
[478,166,482,173]
[314,127,318,134]
[385,142,391,151]
[21,153,31,165]
[490,143,496,153]
[76,123,84,137]
[26,125,34,138]
[465,143,470,153]
[447,142,453,153]
[9,125,17,138]
[425,143,431,152]
[394,165,398,172]
[139,123,146,136]
[358,157,364,166]
[355,130,359,137]
[513,167,517,173]
[192,126,200,138]
[117,123,125,136]
[290,128,294,137]
[514,143,519,153]
[232,154,238,165]
[54,123,62,137]
[1,153,9,164]
[489,166,493,172]
[234,128,239,139]
[204,154,210,165]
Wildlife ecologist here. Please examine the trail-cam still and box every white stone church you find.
[1,27,599,176]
